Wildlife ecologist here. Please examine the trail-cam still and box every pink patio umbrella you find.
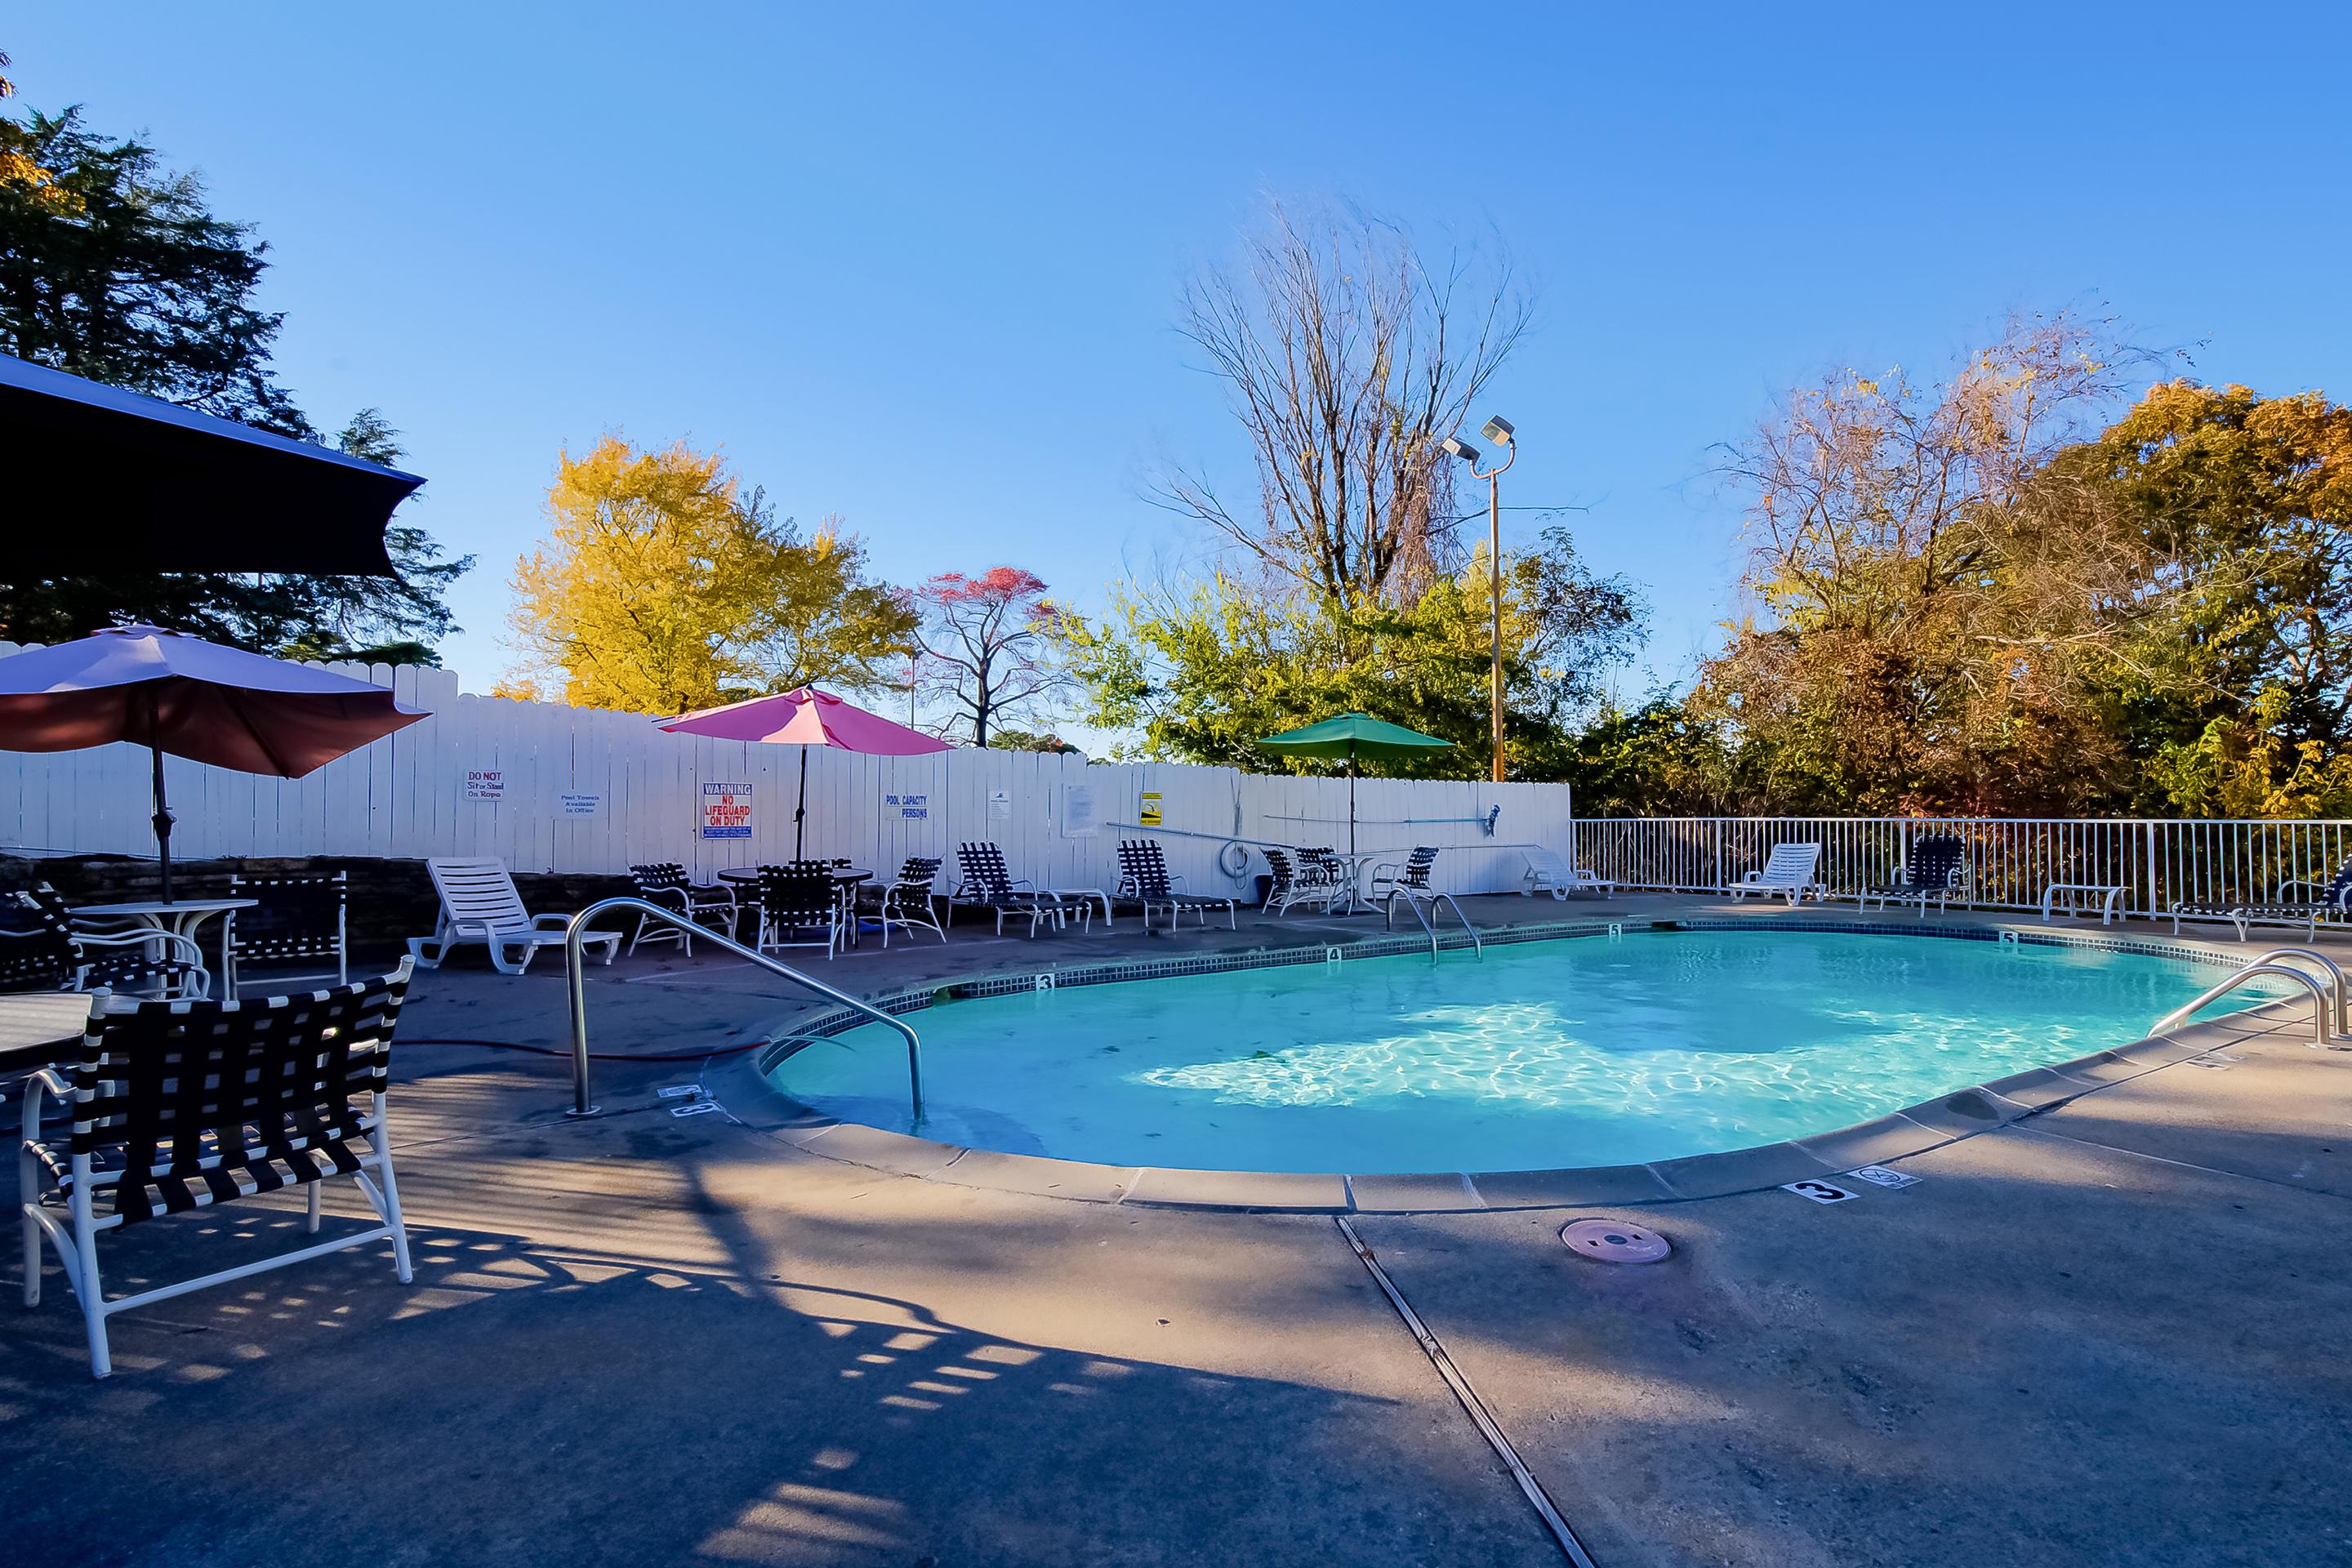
[657,688,951,858]
[0,625,430,900]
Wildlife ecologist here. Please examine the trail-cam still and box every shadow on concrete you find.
[2,1179,1550,1567]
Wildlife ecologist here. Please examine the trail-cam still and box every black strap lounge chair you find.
[226,870,349,991]
[19,963,417,1378]
[953,843,1068,938]
[1117,840,1236,933]
[753,862,844,960]
[2171,856,2352,940]
[2,884,210,1000]
[627,862,741,956]
[1861,835,1968,919]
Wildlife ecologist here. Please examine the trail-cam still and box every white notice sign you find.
[988,788,1011,821]
[560,793,602,817]
[464,768,506,801]
[1062,783,1097,837]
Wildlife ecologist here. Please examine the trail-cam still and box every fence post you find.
[2143,821,2160,919]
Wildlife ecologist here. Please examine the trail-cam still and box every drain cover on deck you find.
[1561,1218,1671,1263]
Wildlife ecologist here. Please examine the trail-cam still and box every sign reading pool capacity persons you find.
[884,791,929,820]
[702,782,752,838]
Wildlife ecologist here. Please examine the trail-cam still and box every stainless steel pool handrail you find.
[2149,961,2341,1049]
[2246,947,2350,1036]
[563,898,924,1120]
[1383,887,1483,960]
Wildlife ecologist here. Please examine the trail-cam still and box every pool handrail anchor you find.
[2149,960,2343,1050]
[1383,885,1483,960]
[562,898,924,1121]
[2245,947,2350,1036]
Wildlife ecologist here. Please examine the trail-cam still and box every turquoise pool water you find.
[768,932,2257,1174]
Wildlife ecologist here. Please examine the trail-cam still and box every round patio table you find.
[0,991,95,1077]
[716,866,874,947]
[67,896,256,996]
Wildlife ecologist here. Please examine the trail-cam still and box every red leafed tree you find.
[911,566,1069,745]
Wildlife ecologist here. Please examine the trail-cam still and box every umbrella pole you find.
[795,746,808,860]
[148,725,175,904]
[1348,747,1358,854]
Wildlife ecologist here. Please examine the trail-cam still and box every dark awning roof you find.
[0,352,425,577]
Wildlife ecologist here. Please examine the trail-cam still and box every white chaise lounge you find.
[408,857,621,975]
[1725,842,1824,906]
[1521,845,1616,900]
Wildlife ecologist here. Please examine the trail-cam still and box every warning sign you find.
[1139,791,1163,827]
[701,782,753,839]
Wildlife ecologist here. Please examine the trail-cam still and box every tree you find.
[0,51,69,211]
[2083,381,2352,814]
[503,435,916,714]
[1156,198,1531,612]
[1686,310,2352,818]
[1060,529,1642,777]
[911,567,1067,745]
[987,728,1084,756]
[0,102,469,660]
[1692,314,2154,813]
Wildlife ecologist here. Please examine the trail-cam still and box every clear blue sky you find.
[13,4,2350,724]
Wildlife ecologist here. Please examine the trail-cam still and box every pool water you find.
[768,932,2259,1174]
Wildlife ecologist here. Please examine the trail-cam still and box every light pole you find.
[1441,415,1516,782]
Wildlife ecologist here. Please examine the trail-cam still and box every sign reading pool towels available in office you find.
[702,783,753,838]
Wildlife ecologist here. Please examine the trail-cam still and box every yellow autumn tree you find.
[502,435,918,713]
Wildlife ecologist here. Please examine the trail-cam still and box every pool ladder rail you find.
[562,898,924,1121]
[2148,946,2352,1050]
[1383,885,1483,960]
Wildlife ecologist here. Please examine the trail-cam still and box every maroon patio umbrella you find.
[0,625,430,899]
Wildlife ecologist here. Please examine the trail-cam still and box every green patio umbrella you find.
[1258,712,1454,851]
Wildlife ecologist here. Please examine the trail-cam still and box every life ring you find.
[1217,840,1254,880]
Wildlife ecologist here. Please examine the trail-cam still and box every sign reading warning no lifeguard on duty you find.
[702,782,752,838]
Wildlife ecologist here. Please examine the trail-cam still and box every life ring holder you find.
[1217,840,1255,880]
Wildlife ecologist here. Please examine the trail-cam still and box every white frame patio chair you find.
[2,883,211,1000]
[226,869,349,992]
[1725,842,1825,906]
[1520,845,1616,900]
[626,862,740,956]
[868,856,949,947]
[752,862,844,961]
[19,962,417,1379]
[1261,847,1342,916]
[407,857,620,976]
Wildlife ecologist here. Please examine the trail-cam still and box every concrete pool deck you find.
[6,891,2350,1566]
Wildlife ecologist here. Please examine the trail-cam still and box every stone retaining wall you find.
[2,854,635,966]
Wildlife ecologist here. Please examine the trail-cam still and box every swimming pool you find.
[765,930,2259,1174]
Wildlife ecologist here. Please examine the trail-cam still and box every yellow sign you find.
[1139,791,1162,827]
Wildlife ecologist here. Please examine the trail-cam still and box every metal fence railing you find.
[1569,817,2352,919]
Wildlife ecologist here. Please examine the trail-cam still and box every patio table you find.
[717,866,875,947]
[1309,849,1408,916]
[68,896,256,995]
[0,990,95,1080]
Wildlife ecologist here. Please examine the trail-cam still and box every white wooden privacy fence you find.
[1574,817,2352,917]
[0,644,1570,897]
